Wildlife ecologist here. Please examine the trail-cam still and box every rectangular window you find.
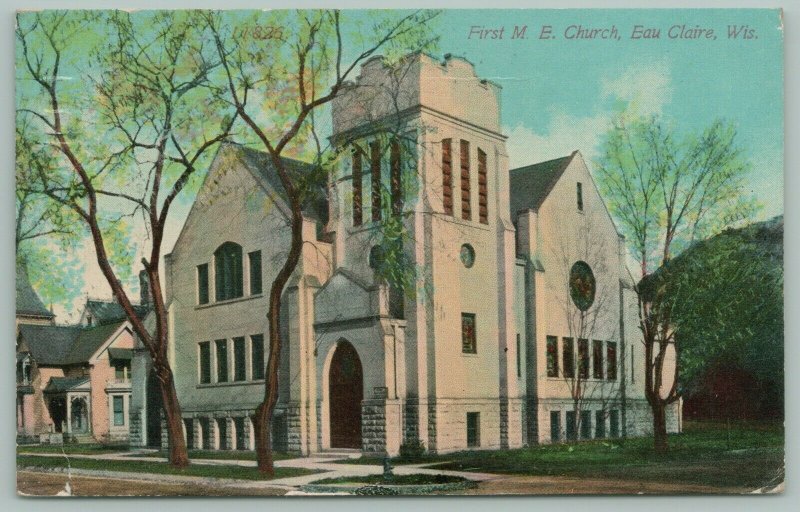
[477,148,488,224]
[580,410,592,439]
[546,335,559,377]
[562,337,575,378]
[577,182,584,211]
[234,417,247,450]
[607,341,618,381]
[466,412,480,447]
[215,339,228,383]
[199,341,211,384]
[390,139,402,216]
[352,147,363,226]
[197,264,209,305]
[593,339,604,379]
[461,313,477,354]
[578,338,589,379]
[610,410,620,438]
[249,251,262,295]
[550,411,561,442]
[442,139,453,215]
[460,140,471,220]
[217,419,229,450]
[371,141,382,222]
[114,362,129,381]
[251,334,265,380]
[516,334,521,378]
[595,410,606,438]
[233,336,246,382]
[566,411,577,440]
[113,396,124,426]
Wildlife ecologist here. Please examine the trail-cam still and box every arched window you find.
[214,242,243,301]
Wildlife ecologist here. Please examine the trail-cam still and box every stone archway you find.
[328,341,363,449]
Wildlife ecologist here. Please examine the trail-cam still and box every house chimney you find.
[139,269,151,306]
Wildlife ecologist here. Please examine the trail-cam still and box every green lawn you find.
[18,444,130,455]
[17,455,317,481]
[341,421,784,489]
[135,449,294,462]
[312,473,467,485]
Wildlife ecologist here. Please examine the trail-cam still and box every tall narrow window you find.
[251,334,265,380]
[546,335,559,377]
[593,339,604,379]
[516,334,521,378]
[113,396,125,426]
[566,410,577,440]
[466,412,480,447]
[249,251,262,295]
[461,313,477,354]
[630,346,635,383]
[352,146,363,226]
[199,341,211,384]
[607,341,618,381]
[580,410,592,439]
[610,410,620,438]
[562,337,575,378]
[550,411,561,442]
[577,182,584,211]
[460,140,471,220]
[390,139,402,216]
[234,417,247,450]
[442,139,453,215]
[578,338,589,379]
[595,410,606,438]
[477,148,488,224]
[197,264,209,305]
[214,242,243,301]
[371,141,382,222]
[216,339,228,383]
[233,336,246,382]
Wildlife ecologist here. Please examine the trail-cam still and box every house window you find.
[592,339,604,379]
[610,410,620,438]
[578,338,589,379]
[477,148,488,224]
[352,146,363,226]
[577,182,583,211]
[113,396,125,426]
[214,242,243,301]
[546,335,559,377]
[466,412,480,447]
[550,411,561,442]
[199,341,211,384]
[215,339,228,383]
[566,411,577,440]
[114,361,130,382]
[442,139,453,215]
[460,140,471,220]
[516,334,521,378]
[580,410,592,439]
[233,337,246,382]
[562,337,575,378]
[390,139,402,216]
[371,141,382,222]
[461,313,477,354]
[595,410,606,438]
[251,334,265,380]
[607,341,618,381]
[197,264,209,305]
[249,251,262,295]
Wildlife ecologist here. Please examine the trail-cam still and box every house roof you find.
[235,144,329,224]
[509,151,577,217]
[18,321,126,366]
[85,300,151,326]
[44,376,90,394]
[16,262,54,319]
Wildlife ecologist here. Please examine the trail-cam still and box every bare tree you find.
[16,10,238,467]
[206,9,439,474]
[595,112,757,452]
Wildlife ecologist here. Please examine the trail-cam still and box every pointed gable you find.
[16,261,54,320]
[509,151,577,217]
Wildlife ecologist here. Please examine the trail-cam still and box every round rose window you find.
[569,261,596,311]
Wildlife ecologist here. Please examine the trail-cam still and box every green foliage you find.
[398,439,427,460]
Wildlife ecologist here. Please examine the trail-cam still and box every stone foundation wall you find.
[361,399,404,456]
[428,399,502,453]
[129,411,143,447]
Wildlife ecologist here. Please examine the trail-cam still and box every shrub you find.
[399,439,426,460]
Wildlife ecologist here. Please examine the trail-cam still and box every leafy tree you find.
[16,10,238,467]
[595,112,758,452]
[207,9,439,475]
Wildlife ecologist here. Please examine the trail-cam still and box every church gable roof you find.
[509,151,577,217]
[84,299,150,326]
[16,262,54,319]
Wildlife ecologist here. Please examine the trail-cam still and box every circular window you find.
[460,244,475,268]
[569,261,596,311]
[369,245,385,269]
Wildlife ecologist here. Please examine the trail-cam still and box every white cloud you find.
[600,61,672,118]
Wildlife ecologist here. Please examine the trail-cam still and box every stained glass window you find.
[462,313,476,354]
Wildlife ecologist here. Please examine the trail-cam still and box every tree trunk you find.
[652,400,668,454]
[156,362,189,468]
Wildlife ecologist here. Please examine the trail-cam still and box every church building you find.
[132,53,680,454]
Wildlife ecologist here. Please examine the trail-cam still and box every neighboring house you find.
[137,52,680,455]
[16,271,149,443]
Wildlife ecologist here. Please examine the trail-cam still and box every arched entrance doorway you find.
[329,341,363,449]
